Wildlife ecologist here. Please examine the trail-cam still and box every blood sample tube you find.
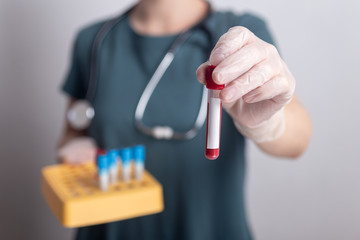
[96,150,109,191]
[120,147,132,183]
[205,65,225,160]
[132,145,145,181]
[107,149,119,184]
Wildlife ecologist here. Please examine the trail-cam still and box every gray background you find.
[1,0,359,239]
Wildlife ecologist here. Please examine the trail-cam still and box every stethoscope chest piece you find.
[67,100,95,130]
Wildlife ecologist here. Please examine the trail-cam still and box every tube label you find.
[207,98,221,149]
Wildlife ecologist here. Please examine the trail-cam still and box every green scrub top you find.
[62,9,275,240]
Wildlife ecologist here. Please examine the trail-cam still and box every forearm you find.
[57,98,96,164]
[58,127,87,150]
[57,98,87,149]
[255,95,311,158]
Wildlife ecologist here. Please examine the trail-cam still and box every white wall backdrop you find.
[0,0,359,239]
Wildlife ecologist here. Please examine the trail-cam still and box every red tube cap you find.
[97,149,107,156]
[205,65,225,90]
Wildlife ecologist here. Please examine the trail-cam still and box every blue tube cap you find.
[97,154,109,169]
[120,147,132,164]
[107,149,119,165]
[132,145,145,163]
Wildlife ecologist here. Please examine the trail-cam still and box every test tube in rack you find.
[97,151,109,191]
[132,145,145,181]
[107,149,119,184]
[120,148,132,183]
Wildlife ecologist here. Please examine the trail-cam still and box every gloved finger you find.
[209,26,255,66]
[196,61,210,85]
[242,75,293,104]
[63,150,95,165]
[61,154,80,165]
[61,155,82,165]
[70,154,86,165]
[212,42,267,85]
[219,59,280,102]
[77,150,96,163]
[241,100,285,126]
[58,137,97,164]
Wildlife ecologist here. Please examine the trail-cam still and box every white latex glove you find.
[57,137,97,164]
[197,26,295,142]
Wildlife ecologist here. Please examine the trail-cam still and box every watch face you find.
[67,100,95,130]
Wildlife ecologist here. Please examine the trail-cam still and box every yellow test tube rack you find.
[41,163,164,228]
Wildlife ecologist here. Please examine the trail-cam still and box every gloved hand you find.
[197,26,295,142]
[57,137,97,164]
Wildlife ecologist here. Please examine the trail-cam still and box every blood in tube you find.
[205,65,225,160]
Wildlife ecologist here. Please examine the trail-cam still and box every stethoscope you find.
[67,4,214,140]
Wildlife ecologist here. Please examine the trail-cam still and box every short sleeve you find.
[61,33,88,99]
[207,11,277,50]
[238,13,277,46]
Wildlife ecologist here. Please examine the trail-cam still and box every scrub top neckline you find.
[124,6,214,40]
[124,14,180,40]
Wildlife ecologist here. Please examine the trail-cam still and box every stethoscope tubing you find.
[83,4,214,140]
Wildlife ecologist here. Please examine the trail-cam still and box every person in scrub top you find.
[58,0,311,239]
